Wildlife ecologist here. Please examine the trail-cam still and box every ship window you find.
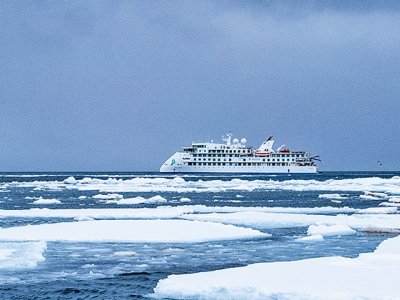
[213,159,216,161]
[262,159,265,162]
[238,163,241,166]
[243,159,246,161]
[188,162,192,166]
[213,163,216,166]
[229,159,231,161]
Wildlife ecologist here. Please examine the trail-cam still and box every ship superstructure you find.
[160,133,319,173]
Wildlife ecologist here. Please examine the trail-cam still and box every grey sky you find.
[1,1,399,171]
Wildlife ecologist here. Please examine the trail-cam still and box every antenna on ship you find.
[222,132,232,146]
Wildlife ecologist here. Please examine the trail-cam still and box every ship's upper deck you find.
[182,133,307,156]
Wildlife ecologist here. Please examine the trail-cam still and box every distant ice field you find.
[0,172,399,299]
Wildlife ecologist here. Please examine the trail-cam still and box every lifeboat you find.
[279,149,290,153]
[255,151,271,157]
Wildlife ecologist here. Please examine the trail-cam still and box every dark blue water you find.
[0,172,398,299]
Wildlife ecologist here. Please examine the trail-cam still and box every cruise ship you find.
[160,133,319,173]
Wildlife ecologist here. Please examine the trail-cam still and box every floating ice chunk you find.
[0,241,46,269]
[0,206,199,220]
[81,263,96,269]
[318,194,347,200]
[32,197,61,205]
[307,224,356,236]
[63,176,77,184]
[365,191,389,198]
[331,200,342,203]
[0,220,267,243]
[78,196,87,199]
[236,195,244,198]
[80,177,93,184]
[153,235,400,300]
[0,205,391,221]
[360,195,381,200]
[105,195,167,205]
[179,197,191,203]
[296,234,324,242]
[380,202,400,207]
[74,216,94,222]
[9,175,400,194]
[170,177,185,184]
[360,191,389,200]
[388,196,400,203]
[356,207,397,214]
[92,193,123,200]
[114,251,138,257]
[135,264,148,269]
[182,211,400,232]
[163,247,184,253]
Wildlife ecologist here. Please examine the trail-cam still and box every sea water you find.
[0,172,398,299]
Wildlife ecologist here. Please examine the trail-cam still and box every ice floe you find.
[0,241,46,269]
[104,195,167,205]
[179,197,191,203]
[360,191,389,200]
[63,176,77,184]
[153,233,400,300]
[31,197,62,205]
[0,205,387,220]
[92,193,123,200]
[0,220,267,243]
[318,193,347,200]
[181,211,400,232]
[307,224,356,236]
[5,176,400,194]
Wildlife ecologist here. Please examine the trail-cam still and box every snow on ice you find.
[153,234,400,300]
[0,220,268,243]
[5,176,400,194]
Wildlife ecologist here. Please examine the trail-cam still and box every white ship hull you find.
[160,133,319,174]
[160,164,317,174]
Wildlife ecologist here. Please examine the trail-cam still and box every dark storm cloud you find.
[0,1,399,171]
